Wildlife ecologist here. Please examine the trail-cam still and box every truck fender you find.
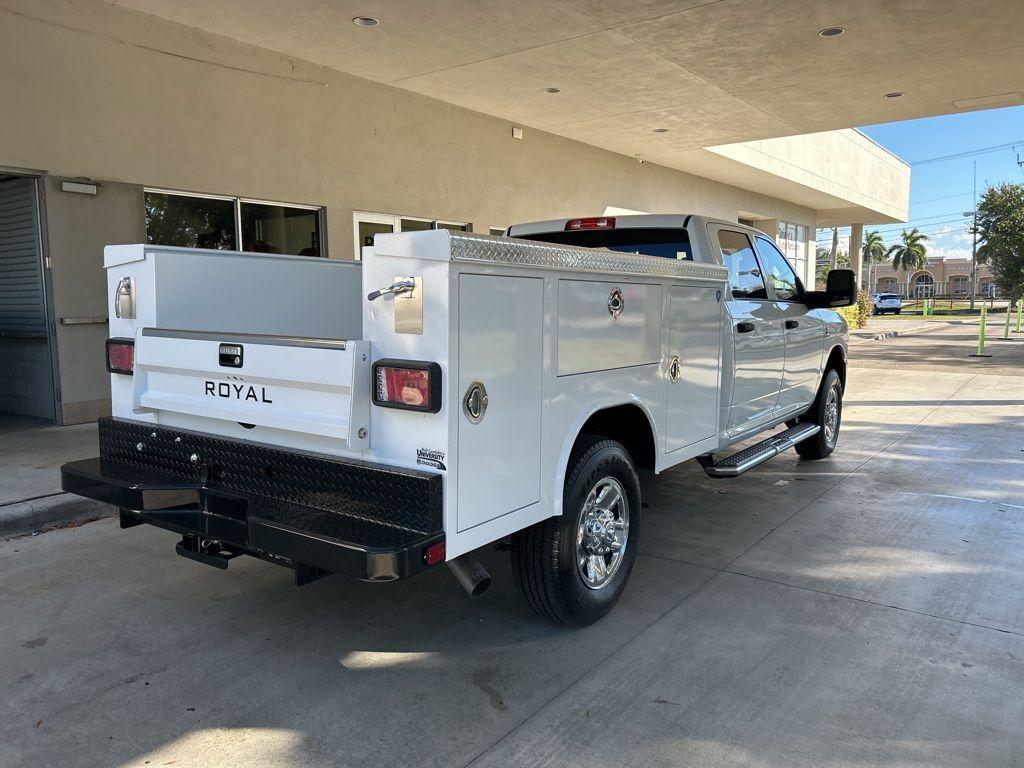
[550,395,658,519]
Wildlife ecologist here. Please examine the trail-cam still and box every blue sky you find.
[818,104,1024,260]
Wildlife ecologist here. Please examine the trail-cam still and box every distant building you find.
[872,258,997,298]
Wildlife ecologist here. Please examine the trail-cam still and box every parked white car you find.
[62,215,854,625]
[872,292,903,315]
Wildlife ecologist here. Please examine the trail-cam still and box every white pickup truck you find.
[62,215,855,625]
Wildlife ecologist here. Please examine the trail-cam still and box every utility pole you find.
[969,161,978,311]
[829,227,839,272]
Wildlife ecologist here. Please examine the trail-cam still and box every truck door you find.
[710,226,785,435]
[752,235,824,412]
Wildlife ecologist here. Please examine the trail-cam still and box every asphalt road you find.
[3,323,1022,768]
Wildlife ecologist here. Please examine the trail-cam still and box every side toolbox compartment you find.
[456,274,544,532]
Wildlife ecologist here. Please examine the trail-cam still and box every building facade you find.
[0,0,911,425]
[872,258,997,298]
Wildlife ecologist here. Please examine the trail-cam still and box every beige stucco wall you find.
[706,130,910,225]
[0,0,824,422]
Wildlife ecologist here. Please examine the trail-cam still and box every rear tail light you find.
[106,338,135,375]
[372,359,441,413]
[564,216,615,231]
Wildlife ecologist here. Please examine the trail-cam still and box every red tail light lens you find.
[423,540,446,566]
[106,338,135,375]
[564,217,615,231]
[372,359,442,413]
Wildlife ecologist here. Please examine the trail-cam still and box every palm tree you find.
[862,230,886,291]
[886,228,929,272]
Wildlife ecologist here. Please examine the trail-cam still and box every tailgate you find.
[132,329,370,449]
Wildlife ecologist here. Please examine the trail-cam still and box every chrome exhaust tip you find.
[447,553,492,598]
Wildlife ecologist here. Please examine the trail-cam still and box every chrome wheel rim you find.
[576,477,629,590]
[823,385,840,446]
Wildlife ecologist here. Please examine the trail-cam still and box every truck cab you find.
[510,215,849,444]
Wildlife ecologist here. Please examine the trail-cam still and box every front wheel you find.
[511,436,640,626]
[795,369,843,460]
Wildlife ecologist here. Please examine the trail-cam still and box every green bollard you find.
[1016,299,1023,334]
[1003,300,1013,340]
[971,305,992,357]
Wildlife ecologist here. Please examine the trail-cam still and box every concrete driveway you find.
[3,323,1022,767]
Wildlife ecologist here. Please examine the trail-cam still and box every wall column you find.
[848,223,864,289]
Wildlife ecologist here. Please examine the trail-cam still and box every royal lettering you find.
[203,380,272,404]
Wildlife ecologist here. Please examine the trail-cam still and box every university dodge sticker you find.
[205,380,273,403]
[416,448,446,471]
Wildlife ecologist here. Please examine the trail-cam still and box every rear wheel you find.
[511,436,640,626]
[795,369,843,460]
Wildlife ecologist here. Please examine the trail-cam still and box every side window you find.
[754,237,801,301]
[717,230,767,300]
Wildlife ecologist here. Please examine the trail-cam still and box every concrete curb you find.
[857,321,958,342]
[0,494,114,538]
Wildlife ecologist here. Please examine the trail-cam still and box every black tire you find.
[795,369,843,460]
[895,309,902,315]
[511,436,641,626]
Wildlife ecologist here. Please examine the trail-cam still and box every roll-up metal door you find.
[0,176,45,335]
[0,175,55,420]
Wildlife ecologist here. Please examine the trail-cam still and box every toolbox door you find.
[665,285,723,452]
[456,274,543,532]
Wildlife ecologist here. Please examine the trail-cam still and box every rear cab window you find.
[514,228,693,261]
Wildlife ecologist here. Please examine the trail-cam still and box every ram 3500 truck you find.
[61,215,855,626]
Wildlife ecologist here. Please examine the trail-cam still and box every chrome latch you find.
[607,288,624,318]
[114,275,135,319]
[367,277,416,302]
[462,381,488,424]
[668,355,681,383]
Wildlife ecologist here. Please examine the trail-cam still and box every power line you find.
[816,214,967,241]
[909,140,1024,166]
[910,190,973,205]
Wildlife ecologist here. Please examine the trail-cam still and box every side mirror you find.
[826,269,857,307]
[802,269,857,309]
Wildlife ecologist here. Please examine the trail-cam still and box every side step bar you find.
[698,422,820,478]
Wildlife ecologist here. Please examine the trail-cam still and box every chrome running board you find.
[698,423,820,478]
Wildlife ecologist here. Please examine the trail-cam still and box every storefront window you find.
[240,202,321,256]
[145,190,324,256]
[776,220,808,280]
[145,192,236,250]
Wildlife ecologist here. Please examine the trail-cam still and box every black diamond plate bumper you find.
[60,418,444,582]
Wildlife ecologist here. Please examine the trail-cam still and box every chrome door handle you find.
[367,277,415,302]
[736,321,755,334]
[114,275,135,319]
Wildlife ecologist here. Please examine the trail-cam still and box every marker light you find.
[564,217,616,231]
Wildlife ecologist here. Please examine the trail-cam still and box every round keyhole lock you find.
[668,356,682,383]
[607,288,624,318]
[463,381,489,424]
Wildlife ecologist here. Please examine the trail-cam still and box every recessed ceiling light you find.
[884,91,905,99]
[352,17,379,27]
[653,128,669,133]
[541,87,561,94]
[818,26,845,37]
